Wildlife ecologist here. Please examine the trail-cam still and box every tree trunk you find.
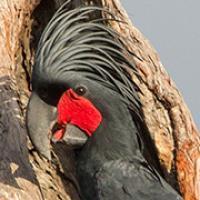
[0,0,199,200]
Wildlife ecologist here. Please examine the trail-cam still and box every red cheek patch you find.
[57,88,102,136]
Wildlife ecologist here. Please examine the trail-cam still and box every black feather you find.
[33,2,141,120]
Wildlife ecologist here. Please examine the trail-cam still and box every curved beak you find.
[52,124,88,148]
[27,92,88,160]
[27,92,56,160]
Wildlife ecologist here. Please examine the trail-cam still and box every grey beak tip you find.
[41,150,51,161]
[34,143,52,161]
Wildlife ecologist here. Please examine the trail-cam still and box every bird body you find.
[27,2,183,199]
[75,88,181,200]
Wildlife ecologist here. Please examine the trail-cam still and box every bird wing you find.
[95,159,182,200]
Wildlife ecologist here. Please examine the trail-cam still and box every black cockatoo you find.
[27,2,182,200]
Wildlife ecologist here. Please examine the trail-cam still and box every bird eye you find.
[75,85,87,96]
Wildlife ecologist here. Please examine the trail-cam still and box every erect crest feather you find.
[33,1,142,119]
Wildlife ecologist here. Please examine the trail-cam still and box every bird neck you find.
[76,102,144,200]
[77,103,143,170]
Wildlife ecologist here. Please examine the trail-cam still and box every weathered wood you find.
[98,1,200,199]
[0,1,44,199]
[0,76,43,200]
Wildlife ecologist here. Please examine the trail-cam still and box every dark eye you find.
[75,85,87,96]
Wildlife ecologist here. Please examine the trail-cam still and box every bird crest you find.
[33,1,142,120]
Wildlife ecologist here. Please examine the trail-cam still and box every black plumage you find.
[33,2,141,117]
[28,1,183,200]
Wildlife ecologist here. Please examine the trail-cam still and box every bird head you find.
[27,3,141,160]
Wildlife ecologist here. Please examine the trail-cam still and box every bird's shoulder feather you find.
[94,159,182,200]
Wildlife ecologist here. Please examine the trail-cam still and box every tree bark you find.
[0,0,199,200]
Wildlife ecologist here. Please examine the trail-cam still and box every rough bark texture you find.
[0,1,42,200]
[0,0,199,200]
[100,1,200,200]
